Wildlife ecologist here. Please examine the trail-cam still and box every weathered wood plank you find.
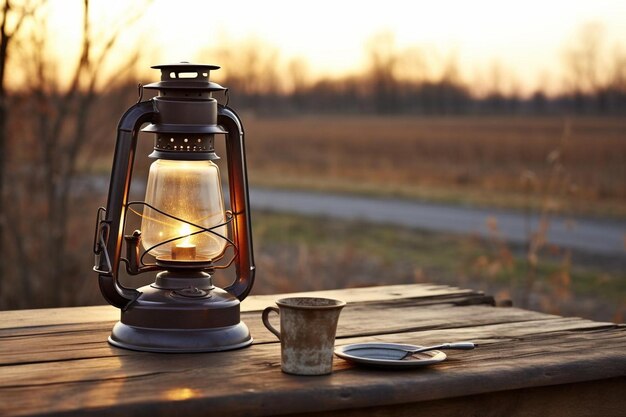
[0,292,495,339]
[0,283,487,332]
[1,303,553,365]
[1,313,620,388]
[1,284,624,417]
[244,283,491,311]
[0,327,624,417]
[280,377,626,417]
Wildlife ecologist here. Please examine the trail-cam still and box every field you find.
[225,115,625,322]
[239,211,625,323]
[234,115,626,217]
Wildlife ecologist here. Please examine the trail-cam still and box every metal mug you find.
[262,297,346,375]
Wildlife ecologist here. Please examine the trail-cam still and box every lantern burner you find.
[153,135,217,157]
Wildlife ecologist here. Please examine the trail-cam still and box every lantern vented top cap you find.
[151,62,220,72]
[144,62,225,92]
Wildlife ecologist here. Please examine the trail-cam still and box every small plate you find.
[334,342,446,368]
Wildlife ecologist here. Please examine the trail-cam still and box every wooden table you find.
[1,284,625,417]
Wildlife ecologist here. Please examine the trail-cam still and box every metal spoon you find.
[399,342,475,360]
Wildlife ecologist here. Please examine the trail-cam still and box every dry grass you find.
[236,115,626,217]
[240,211,625,323]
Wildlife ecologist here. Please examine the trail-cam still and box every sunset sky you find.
[39,0,626,94]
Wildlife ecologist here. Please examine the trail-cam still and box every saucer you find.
[334,342,447,368]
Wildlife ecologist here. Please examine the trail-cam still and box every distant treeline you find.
[205,26,626,116]
[216,78,626,116]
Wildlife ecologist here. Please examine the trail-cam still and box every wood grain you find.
[0,283,486,331]
[279,378,626,417]
[0,284,624,417]
[2,299,525,365]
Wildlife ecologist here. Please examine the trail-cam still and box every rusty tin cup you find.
[262,297,346,375]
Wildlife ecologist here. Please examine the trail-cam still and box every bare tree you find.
[365,31,399,113]
[605,45,626,110]
[562,22,607,111]
[286,57,310,111]
[609,46,626,90]
[565,22,606,92]
[1,0,149,308]
[206,37,284,110]
[0,0,40,303]
[287,58,309,91]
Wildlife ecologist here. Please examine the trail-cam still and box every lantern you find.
[93,63,255,352]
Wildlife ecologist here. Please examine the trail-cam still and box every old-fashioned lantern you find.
[93,63,255,352]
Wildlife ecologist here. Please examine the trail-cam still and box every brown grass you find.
[234,115,626,216]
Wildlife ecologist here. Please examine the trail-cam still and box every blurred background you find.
[0,0,624,321]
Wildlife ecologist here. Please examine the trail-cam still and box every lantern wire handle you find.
[136,83,144,104]
[93,206,107,255]
[219,88,229,107]
[93,207,113,275]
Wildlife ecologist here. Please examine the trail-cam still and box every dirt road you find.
[249,188,625,256]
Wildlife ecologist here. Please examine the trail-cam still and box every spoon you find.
[398,342,475,360]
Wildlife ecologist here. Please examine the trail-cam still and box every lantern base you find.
[108,321,252,353]
[107,283,252,353]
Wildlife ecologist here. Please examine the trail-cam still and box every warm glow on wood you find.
[164,387,199,401]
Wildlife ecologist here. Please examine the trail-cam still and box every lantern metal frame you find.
[93,63,255,353]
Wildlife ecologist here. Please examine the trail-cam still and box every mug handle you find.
[262,307,281,340]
